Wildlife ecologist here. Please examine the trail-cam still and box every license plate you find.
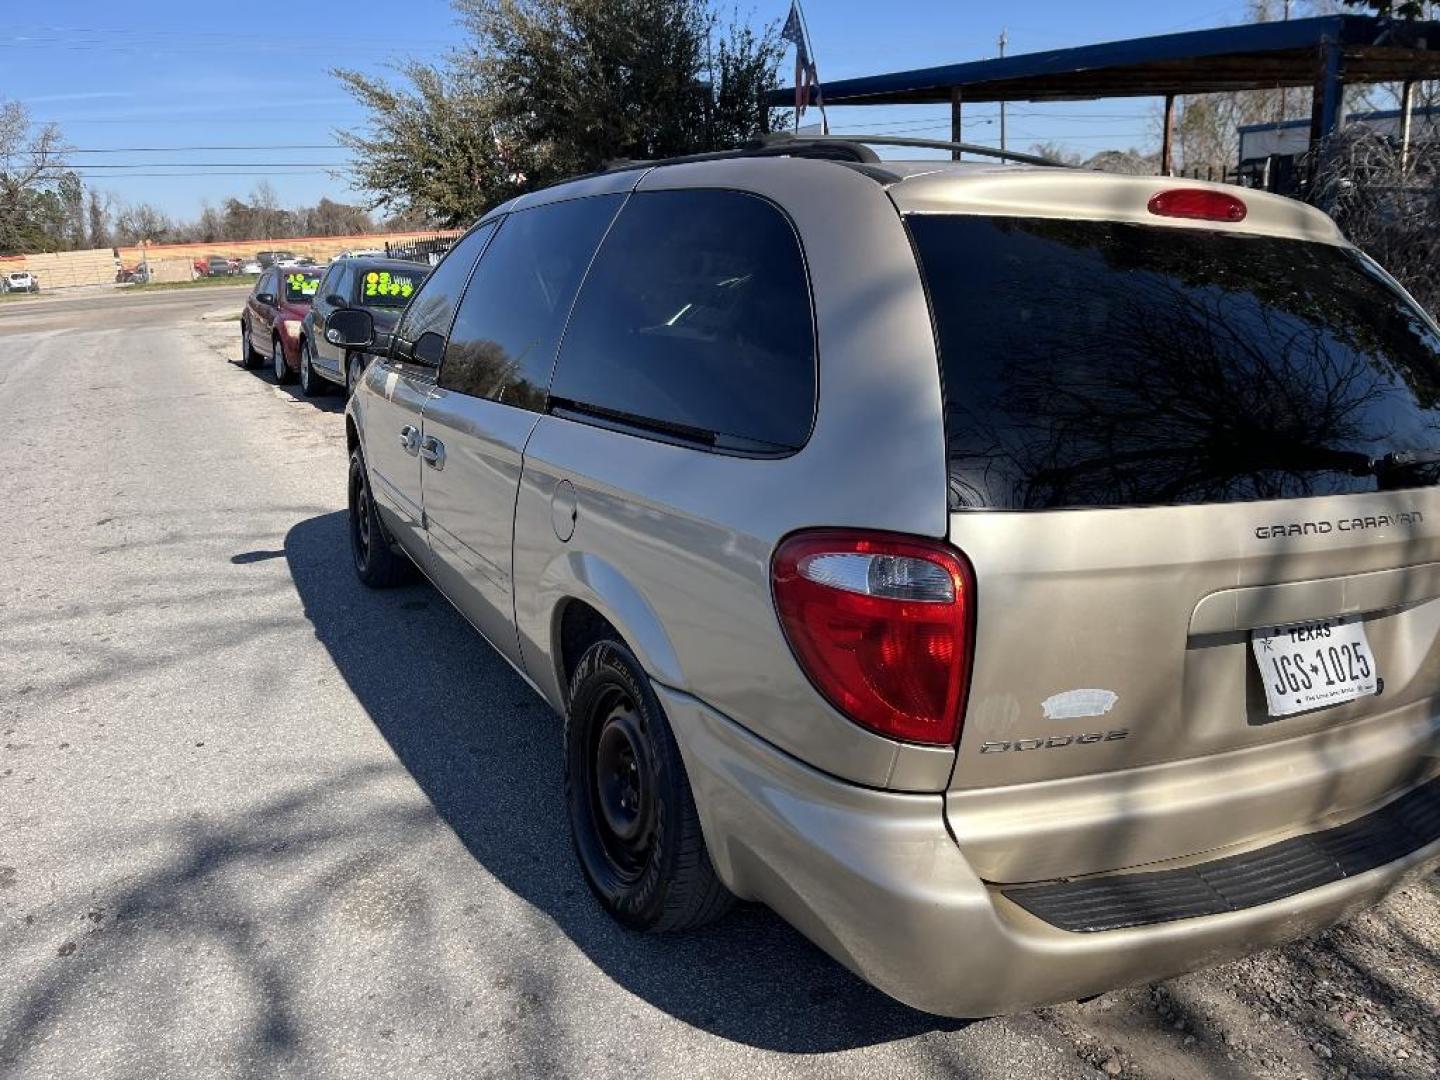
[1250,617,1378,717]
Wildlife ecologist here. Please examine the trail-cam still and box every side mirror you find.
[255,292,276,306]
[326,307,376,349]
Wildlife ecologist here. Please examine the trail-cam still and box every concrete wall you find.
[1,230,462,290]
[0,248,120,289]
[116,229,462,266]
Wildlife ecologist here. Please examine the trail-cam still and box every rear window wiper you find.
[1215,444,1440,479]
[1373,448,1440,471]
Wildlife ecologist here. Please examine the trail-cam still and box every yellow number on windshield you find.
[364,270,414,300]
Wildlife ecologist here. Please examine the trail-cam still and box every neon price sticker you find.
[364,271,416,300]
[286,273,319,296]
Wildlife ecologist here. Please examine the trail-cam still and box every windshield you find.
[907,214,1440,510]
[355,267,424,308]
[282,271,321,302]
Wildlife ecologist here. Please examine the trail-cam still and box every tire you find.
[298,340,326,397]
[345,353,365,399]
[272,337,294,384]
[347,448,413,588]
[239,321,261,369]
[564,638,733,932]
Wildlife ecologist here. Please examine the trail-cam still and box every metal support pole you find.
[1161,93,1175,176]
[950,87,964,161]
[1310,38,1345,147]
[1400,78,1415,173]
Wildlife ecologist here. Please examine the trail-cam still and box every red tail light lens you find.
[771,530,975,746]
[1147,188,1247,223]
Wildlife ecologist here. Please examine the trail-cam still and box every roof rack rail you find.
[595,137,882,176]
[551,132,1065,193]
[761,133,1067,168]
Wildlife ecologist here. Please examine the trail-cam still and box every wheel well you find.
[345,416,359,456]
[558,600,619,696]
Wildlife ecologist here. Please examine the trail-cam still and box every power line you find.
[66,145,345,153]
[71,162,353,168]
[69,171,341,178]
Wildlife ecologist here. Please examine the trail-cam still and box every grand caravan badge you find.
[1255,511,1423,540]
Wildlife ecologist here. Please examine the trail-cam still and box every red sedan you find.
[238,267,321,383]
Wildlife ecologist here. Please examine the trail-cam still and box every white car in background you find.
[329,248,386,263]
[2,270,39,294]
[240,261,263,275]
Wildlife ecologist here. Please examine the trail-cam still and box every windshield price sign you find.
[363,270,416,300]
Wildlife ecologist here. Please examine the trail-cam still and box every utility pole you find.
[998,28,1008,152]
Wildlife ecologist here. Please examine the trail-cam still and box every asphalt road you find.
[1,292,1437,1080]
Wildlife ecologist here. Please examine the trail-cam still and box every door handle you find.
[399,425,420,455]
[419,436,445,470]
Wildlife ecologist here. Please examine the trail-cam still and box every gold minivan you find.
[334,137,1440,1016]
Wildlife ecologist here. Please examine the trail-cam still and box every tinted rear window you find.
[549,189,815,454]
[907,215,1440,510]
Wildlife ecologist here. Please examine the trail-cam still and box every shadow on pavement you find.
[232,351,347,414]
[283,509,965,1052]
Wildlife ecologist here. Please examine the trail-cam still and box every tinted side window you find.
[332,264,352,303]
[438,195,621,411]
[391,221,497,365]
[549,190,815,453]
[315,265,338,302]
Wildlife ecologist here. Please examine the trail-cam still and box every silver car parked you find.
[331,137,1440,1017]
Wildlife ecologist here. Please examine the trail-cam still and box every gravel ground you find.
[0,293,1436,1080]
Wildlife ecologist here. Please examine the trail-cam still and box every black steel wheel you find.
[347,448,413,588]
[565,638,732,931]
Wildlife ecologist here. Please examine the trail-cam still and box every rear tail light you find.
[771,530,975,746]
[1147,188,1247,223]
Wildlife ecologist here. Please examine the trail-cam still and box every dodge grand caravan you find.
[329,137,1440,1017]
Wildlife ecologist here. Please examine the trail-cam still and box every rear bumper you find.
[657,682,1440,1018]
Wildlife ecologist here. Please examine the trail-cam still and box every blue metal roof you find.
[772,15,1440,107]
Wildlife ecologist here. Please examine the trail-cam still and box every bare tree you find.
[0,99,72,254]
[250,181,284,240]
[113,201,173,245]
[1305,125,1440,315]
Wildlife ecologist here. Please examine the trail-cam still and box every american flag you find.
[780,3,815,117]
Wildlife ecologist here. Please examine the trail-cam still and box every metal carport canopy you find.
[771,15,1440,106]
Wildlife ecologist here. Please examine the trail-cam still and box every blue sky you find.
[5,1,1255,221]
